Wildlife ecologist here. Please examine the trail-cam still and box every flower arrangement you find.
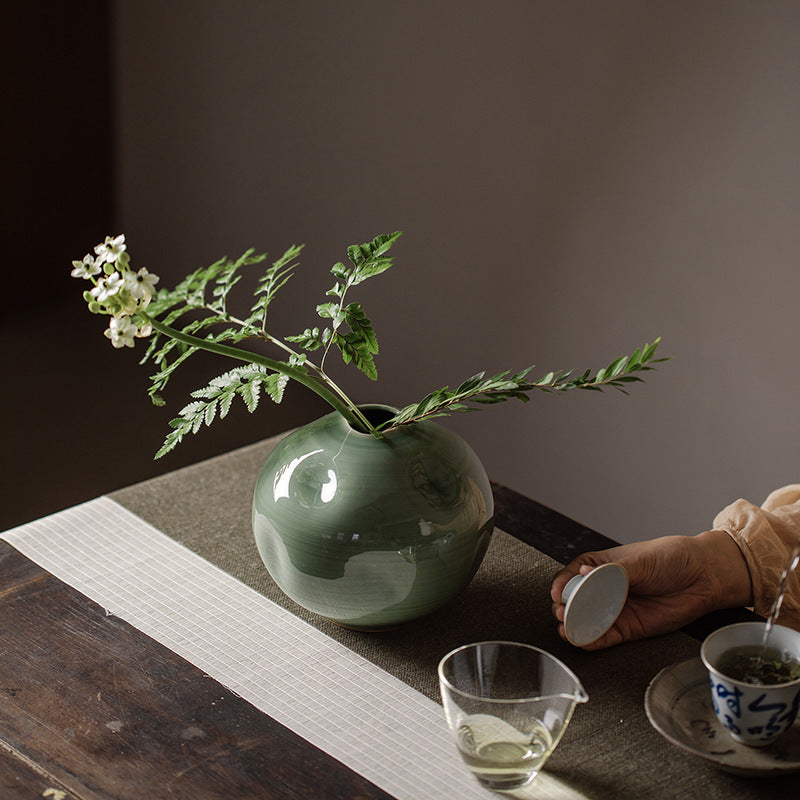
[72,231,664,458]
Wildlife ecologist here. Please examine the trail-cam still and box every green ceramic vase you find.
[252,406,494,629]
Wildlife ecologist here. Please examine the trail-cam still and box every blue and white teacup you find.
[701,622,800,747]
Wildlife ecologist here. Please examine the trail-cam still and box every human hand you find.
[550,531,753,650]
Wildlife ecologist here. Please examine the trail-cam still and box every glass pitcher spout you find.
[543,684,588,704]
[570,681,589,704]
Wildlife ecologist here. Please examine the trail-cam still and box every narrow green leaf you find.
[609,356,629,378]
[456,372,486,393]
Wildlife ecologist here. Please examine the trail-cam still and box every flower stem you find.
[141,312,380,435]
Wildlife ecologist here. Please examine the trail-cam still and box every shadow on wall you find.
[0,5,326,531]
[0,299,327,532]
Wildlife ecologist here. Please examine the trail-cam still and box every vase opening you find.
[350,404,397,431]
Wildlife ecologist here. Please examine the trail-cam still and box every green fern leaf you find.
[239,379,260,413]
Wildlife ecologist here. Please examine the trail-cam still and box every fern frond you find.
[155,364,291,458]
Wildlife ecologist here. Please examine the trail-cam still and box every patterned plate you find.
[645,657,800,776]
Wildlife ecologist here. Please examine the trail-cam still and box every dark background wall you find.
[0,2,325,530]
[3,4,113,301]
[3,2,800,545]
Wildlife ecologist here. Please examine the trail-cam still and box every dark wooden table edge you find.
[0,539,395,800]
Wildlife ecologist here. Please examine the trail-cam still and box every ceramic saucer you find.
[645,657,800,776]
[561,563,628,647]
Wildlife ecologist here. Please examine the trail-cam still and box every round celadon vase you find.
[252,405,494,630]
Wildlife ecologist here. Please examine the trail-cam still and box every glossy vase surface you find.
[252,406,494,629]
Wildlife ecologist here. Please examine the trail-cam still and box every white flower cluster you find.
[71,235,160,348]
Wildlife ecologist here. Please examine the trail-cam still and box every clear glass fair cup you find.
[438,641,588,792]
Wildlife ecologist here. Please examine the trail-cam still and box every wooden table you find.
[0,437,786,800]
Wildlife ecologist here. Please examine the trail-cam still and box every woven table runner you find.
[2,437,786,799]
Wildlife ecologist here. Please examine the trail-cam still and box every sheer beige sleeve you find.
[713,485,800,630]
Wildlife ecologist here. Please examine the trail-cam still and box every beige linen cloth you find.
[715,484,800,629]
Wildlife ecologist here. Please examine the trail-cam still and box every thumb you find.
[550,555,608,604]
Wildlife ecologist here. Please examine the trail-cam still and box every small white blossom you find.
[90,272,124,302]
[135,322,153,338]
[124,267,160,300]
[104,316,138,348]
[71,254,101,280]
[94,234,127,264]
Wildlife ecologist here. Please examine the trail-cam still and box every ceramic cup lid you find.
[561,563,629,647]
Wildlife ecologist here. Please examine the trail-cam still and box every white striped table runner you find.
[2,497,584,800]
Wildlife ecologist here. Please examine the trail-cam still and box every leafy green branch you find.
[72,231,667,460]
[387,339,666,427]
[286,231,400,380]
[133,233,406,452]
[139,247,294,405]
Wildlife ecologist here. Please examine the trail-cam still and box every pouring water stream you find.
[759,536,800,653]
